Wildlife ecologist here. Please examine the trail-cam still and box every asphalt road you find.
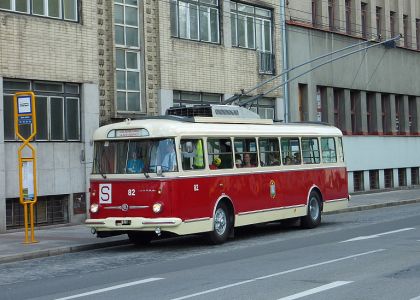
[1,203,420,300]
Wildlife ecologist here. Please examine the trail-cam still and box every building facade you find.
[286,0,420,192]
[0,1,99,232]
[99,0,285,125]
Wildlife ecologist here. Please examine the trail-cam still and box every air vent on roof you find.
[166,104,260,119]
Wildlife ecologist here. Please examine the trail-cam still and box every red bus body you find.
[86,116,349,240]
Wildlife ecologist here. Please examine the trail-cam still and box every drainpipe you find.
[280,0,289,122]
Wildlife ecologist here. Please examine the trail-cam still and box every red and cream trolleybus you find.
[86,105,349,245]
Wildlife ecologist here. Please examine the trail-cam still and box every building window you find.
[115,0,142,113]
[403,15,410,47]
[6,195,69,229]
[237,96,275,120]
[350,91,358,133]
[0,0,78,21]
[345,0,351,34]
[171,0,219,43]
[334,89,344,132]
[3,79,80,141]
[398,168,407,186]
[376,7,382,39]
[411,168,419,185]
[361,2,367,38]
[353,171,364,192]
[366,93,374,133]
[231,2,273,73]
[381,94,391,134]
[416,19,420,50]
[395,95,403,133]
[328,0,335,31]
[384,169,394,188]
[311,0,318,27]
[173,90,221,107]
[390,11,396,38]
[369,170,379,190]
[409,97,417,134]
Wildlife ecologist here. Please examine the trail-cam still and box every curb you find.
[0,239,130,265]
[324,198,420,215]
[1,198,420,265]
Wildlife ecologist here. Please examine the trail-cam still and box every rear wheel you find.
[208,202,232,244]
[128,232,154,246]
[300,191,322,229]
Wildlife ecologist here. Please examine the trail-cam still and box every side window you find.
[259,138,280,167]
[301,137,320,164]
[180,139,205,171]
[321,137,337,163]
[207,138,233,169]
[234,138,258,168]
[281,137,301,165]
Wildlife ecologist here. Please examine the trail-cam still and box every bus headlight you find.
[90,203,99,213]
[152,203,163,214]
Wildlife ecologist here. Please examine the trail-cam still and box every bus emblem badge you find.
[121,204,129,211]
[270,180,276,198]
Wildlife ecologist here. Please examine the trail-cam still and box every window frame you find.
[207,137,234,170]
[0,0,78,21]
[170,0,220,44]
[3,79,81,142]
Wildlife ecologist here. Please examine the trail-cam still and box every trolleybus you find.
[86,105,349,245]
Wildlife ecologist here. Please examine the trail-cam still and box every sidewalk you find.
[1,188,420,264]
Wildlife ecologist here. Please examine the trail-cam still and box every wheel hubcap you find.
[309,197,320,221]
[214,208,227,235]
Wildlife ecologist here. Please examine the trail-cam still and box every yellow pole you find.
[23,203,29,244]
[30,203,37,243]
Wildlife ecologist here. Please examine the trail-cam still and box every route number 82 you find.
[128,189,136,196]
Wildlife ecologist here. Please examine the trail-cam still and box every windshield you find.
[92,138,178,174]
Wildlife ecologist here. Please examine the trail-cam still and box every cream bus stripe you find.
[170,249,385,300]
[238,205,305,216]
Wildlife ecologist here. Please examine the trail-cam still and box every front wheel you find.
[300,191,322,229]
[208,202,232,244]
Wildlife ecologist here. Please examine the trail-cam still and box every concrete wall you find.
[0,1,98,82]
[157,0,282,98]
[343,136,420,171]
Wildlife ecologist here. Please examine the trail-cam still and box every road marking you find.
[170,249,385,300]
[55,278,163,300]
[276,281,353,300]
[410,296,420,300]
[340,228,415,243]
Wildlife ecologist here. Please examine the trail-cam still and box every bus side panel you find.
[170,166,348,222]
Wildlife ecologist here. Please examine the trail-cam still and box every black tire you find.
[300,191,322,229]
[128,232,154,246]
[208,202,232,244]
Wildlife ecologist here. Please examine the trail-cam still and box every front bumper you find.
[85,217,182,231]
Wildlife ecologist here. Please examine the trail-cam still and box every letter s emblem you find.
[99,184,112,204]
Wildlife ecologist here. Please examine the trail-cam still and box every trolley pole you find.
[13,91,38,244]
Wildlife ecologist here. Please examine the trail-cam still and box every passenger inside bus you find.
[161,141,177,171]
[210,157,221,169]
[126,152,144,173]
[242,153,256,168]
